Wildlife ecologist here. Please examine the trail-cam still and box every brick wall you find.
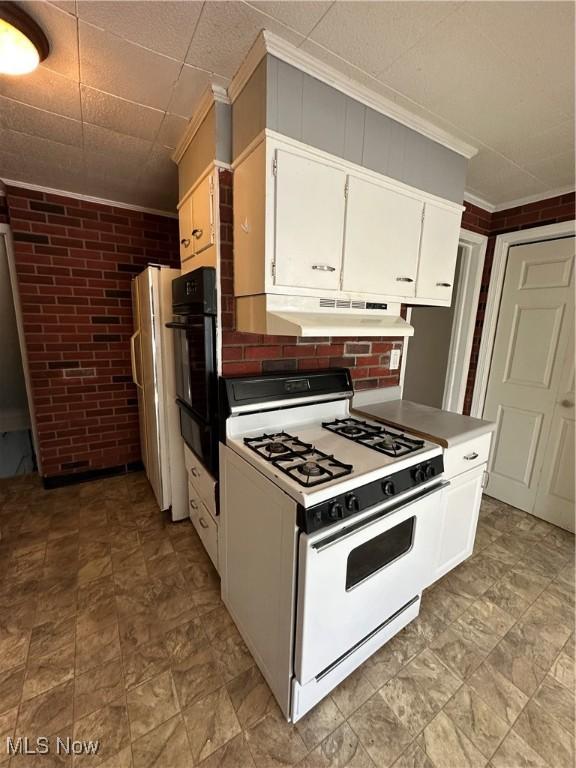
[5,186,179,479]
[462,191,575,414]
[218,169,404,390]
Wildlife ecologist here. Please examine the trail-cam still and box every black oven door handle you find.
[312,481,450,552]
[165,321,189,329]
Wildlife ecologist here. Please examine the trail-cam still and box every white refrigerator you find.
[131,266,187,520]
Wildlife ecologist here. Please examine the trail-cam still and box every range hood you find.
[235,295,414,338]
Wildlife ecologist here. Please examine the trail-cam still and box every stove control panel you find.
[299,454,444,533]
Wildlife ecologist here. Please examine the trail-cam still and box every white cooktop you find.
[227,414,442,507]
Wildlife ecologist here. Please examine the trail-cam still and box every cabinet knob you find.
[396,276,414,282]
[189,499,198,510]
[312,264,336,272]
[192,228,203,239]
[198,517,209,529]
[436,282,451,287]
[560,399,574,408]
[190,467,199,477]
[464,452,479,460]
[181,238,190,248]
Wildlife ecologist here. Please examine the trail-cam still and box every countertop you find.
[353,399,496,448]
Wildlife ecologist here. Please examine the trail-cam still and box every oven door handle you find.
[312,481,450,552]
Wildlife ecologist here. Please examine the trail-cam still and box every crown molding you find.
[1,178,178,218]
[463,190,495,213]
[493,185,575,213]
[172,84,230,164]
[228,30,478,160]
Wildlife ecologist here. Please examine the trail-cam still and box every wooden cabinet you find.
[178,172,215,263]
[416,203,463,302]
[432,465,484,583]
[342,175,423,298]
[273,149,345,292]
[233,135,464,307]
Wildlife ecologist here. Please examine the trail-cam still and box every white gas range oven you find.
[219,369,448,722]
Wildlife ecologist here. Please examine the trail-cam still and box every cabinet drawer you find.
[443,433,491,478]
[188,481,218,571]
[184,445,217,517]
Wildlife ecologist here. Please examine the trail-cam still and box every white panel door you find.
[416,203,463,302]
[533,307,575,531]
[274,148,345,291]
[484,237,575,516]
[342,175,423,297]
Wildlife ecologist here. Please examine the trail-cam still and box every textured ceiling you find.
[0,1,574,212]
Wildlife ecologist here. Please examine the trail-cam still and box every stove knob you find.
[425,463,435,479]
[345,493,359,512]
[414,466,426,483]
[328,502,343,521]
[382,480,395,496]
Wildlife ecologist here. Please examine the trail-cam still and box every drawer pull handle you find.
[192,228,203,239]
[396,276,414,282]
[180,238,190,248]
[560,399,574,408]
[464,452,479,460]
[189,499,198,510]
[312,264,336,272]
[198,517,209,529]
[190,467,199,477]
[436,282,451,287]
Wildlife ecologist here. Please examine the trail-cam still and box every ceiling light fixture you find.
[0,2,49,76]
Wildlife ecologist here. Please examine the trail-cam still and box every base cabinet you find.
[431,464,484,583]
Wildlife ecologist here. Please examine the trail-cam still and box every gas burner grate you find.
[273,450,353,488]
[323,417,425,457]
[243,432,312,461]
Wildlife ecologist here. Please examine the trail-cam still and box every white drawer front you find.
[184,446,217,518]
[444,433,491,478]
[188,481,218,571]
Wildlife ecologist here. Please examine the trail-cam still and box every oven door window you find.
[346,516,415,590]
[172,321,191,407]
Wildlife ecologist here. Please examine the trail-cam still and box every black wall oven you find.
[167,268,219,474]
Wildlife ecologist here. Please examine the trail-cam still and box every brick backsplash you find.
[5,186,179,479]
[218,169,404,390]
[462,191,575,415]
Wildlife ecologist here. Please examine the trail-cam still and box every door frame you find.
[400,227,487,413]
[0,222,41,472]
[470,220,576,418]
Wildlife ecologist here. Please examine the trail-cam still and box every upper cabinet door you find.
[416,203,462,302]
[191,174,214,255]
[178,197,193,260]
[342,175,423,298]
[274,149,346,291]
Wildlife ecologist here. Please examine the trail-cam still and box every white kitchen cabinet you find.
[178,172,215,263]
[342,175,423,297]
[431,464,484,584]
[178,196,193,261]
[416,202,463,302]
[188,479,218,571]
[273,148,346,292]
[232,134,464,308]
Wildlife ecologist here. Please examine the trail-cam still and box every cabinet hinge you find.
[421,208,425,222]
[271,261,276,279]
[209,176,214,194]
[272,156,278,177]
[344,181,349,199]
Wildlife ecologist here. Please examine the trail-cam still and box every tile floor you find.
[0,472,574,768]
